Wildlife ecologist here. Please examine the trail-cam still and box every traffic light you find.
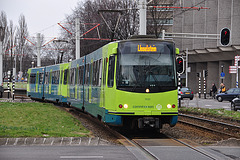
[220,28,230,46]
[197,72,200,77]
[205,70,208,77]
[176,57,184,74]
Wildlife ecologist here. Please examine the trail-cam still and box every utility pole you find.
[197,72,202,98]
[75,18,80,59]
[37,33,41,67]
[13,48,16,81]
[186,48,188,87]
[139,0,146,35]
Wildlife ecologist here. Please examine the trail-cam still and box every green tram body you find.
[27,37,178,129]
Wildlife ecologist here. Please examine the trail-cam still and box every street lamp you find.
[53,39,68,64]
[31,61,34,68]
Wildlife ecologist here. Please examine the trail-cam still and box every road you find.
[1,141,239,160]
[0,146,136,160]
[180,97,232,110]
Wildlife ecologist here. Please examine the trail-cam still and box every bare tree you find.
[16,14,28,74]
[0,11,7,41]
[0,11,9,78]
[147,0,176,37]
[7,20,16,71]
[60,0,139,58]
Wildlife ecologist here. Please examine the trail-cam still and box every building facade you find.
[173,0,240,94]
[147,0,174,36]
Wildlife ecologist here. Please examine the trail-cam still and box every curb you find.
[0,137,115,146]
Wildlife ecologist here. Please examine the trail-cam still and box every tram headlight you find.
[146,88,150,93]
[167,104,172,109]
[124,104,128,109]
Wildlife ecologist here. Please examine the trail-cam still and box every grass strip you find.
[0,102,90,138]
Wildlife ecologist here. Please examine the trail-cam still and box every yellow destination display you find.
[138,45,157,52]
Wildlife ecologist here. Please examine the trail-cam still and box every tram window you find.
[98,59,102,86]
[103,58,107,86]
[70,68,75,85]
[30,73,36,84]
[90,63,93,85]
[64,69,68,85]
[52,71,55,84]
[78,67,80,84]
[93,61,97,86]
[75,68,78,85]
[45,72,49,84]
[52,71,60,84]
[56,71,60,84]
[39,73,44,84]
[85,64,89,85]
[79,66,84,85]
[94,61,98,86]
[108,55,115,87]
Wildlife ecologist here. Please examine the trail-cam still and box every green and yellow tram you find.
[27,36,178,129]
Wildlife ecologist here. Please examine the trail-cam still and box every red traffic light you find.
[220,28,230,46]
[176,57,184,74]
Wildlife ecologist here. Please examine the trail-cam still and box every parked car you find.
[180,87,194,100]
[216,88,240,102]
[231,95,240,111]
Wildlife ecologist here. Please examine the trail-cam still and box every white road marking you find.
[43,138,46,144]
[5,138,9,145]
[88,137,91,145]
[70,137,73,145]
[14,138,19,145]
[24,138,27,145]
[79,138,81,145]
[60,156,103,159]
[51,139,54,145]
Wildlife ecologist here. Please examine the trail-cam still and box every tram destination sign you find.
[137,45,157,52]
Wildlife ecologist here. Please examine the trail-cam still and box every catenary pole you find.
[37,33,41,67]
[75,18,80,59]
[186,48,188,87]
[139,0,146,35]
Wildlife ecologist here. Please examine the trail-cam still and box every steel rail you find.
[67,107,159,160]
[122,136,159,160]
[179,113,240,129]
[63,106,224,160]
[178,119,238,138]
[167,135,221,160]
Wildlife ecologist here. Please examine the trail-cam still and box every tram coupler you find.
[138,117,161,129]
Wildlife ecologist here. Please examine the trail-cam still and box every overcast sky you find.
[1,0,80,40]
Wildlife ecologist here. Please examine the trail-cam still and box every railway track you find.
[178,113,240,139]
[64,107,225,160]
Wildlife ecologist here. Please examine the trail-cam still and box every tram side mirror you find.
[176,48,179,55]
[112,47,118,54]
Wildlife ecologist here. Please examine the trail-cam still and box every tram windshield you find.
[116,40,177,93]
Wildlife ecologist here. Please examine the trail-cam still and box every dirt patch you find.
[63,106,240,146]
[63,107,121,145]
